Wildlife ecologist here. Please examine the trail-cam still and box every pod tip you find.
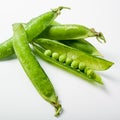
[90,28,106,43]
[96,32,106,43]
[51,6,70,15]
[54,103,63,117]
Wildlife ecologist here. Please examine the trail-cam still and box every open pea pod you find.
[32,42,103,85]
[32,38,113,71]
[59,39,103,57]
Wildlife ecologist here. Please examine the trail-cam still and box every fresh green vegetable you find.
[0,6,67,59]
[52,52,59,60]
[39,24,106,42]
[12,23,62,116]
[44,49,52,56]
[59,54,67,63]
[79,63,86,71]
[33,38,113,71]
[71,60,79,69]
[32,41,103,84]
[0,6,114,117]
[0,38,14,59]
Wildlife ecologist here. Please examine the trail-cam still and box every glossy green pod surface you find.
[12,24,62,116]
[32,42,103,84]
[39,24,106,42]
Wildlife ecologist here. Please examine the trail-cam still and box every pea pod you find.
[32,38,113,71]
[39,24,106,43]
[32,40,103,84]
[12,24,62,116]
[0,6,68,59]
[60,39,103,56]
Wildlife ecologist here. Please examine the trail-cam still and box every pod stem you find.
[51,98,63,117]
[90,28,106,43]
[51,6,70,15]
[54,103,62,117]
[96,32,106,43]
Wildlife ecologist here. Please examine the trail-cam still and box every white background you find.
[0,0,120,120]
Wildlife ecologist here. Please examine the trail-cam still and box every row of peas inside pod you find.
[32,38,113,85]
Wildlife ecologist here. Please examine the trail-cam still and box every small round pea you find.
[84,67,90,74]
[59,54,66,63]
[79,63,86,71]
[52,52,59,60]
[71,60,79,69]
[66,57,73,65]
[86,69,95,78]
[44,49,52,56]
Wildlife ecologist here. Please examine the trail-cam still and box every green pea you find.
[59,54,66,62]
[44,49,52,56]
[84,67,90,73]
[79,63,86,71]
[12,24,62,116]
[66,57,73,65]
[71,60,79,69]
[52,52,59,59]
[86,69,95,78]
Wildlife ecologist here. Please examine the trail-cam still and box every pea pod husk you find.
[33,38,113,71]
[32,42,103,85]
[12,24,62,116]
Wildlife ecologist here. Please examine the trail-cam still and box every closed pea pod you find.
[12,24,62,116]
[39,24,106,43]
[0,6,68,59]
[0,39,14,59]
